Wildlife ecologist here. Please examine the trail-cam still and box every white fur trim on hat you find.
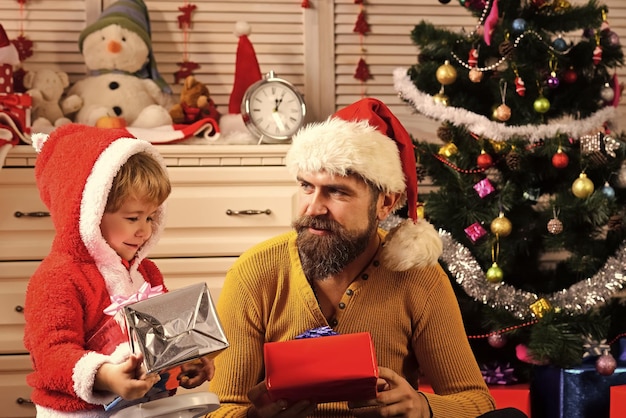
[287,117,408,212]
[381,219,443,270]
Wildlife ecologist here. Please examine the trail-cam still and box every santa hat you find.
[0,23,20,67]
[286,98,442,271]
[78,0,171,94]
[218,22,262,143]
[228,21,262,114]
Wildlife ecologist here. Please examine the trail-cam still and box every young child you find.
[23,124,214,417]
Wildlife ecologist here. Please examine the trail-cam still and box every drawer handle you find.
[15,305,24,313]
[16,397,34,405]
[14,211,50,218]
[226,209,271,216]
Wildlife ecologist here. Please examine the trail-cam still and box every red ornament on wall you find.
[353,10,370,35]
[354,58,371,82]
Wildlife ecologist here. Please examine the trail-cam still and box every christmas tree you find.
[393,0,626,382]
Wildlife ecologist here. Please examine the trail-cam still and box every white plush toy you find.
[24,69,73,134]
[61,0,174,128]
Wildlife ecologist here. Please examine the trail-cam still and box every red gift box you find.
[0,92,32,135]
[611,385,626,418]
[264,332,379,403]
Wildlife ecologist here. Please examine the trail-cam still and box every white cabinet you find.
[0,143,294,417]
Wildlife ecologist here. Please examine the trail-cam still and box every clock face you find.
[243,79,306,140]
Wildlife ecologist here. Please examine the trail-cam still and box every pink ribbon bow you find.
[104,282,164,316]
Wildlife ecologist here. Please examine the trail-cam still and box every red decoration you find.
[354,0,364,4]
[12,67,26,93]
[177,4,197,29]
[477,151,493,169]
[563,67,578,84]
[16,0,27,4]
[174,60,200,84]
[468,47,478,67]
[593,45,603,65]
[353,10,370,35]
[551,147,569,169]
[301,0,310,7]
[514,76,526,96]
[354,58,371,82]
[11,35,33,61]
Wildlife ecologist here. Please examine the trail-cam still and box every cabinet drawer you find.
[152,166,296,258]
[0,262,34,355]
[0,166,296,260]
[0,169,53,262]
[0,355,35,418]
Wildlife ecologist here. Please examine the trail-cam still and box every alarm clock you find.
[241,70,306,143]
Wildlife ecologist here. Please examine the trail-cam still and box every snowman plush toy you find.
[62,0,174,128]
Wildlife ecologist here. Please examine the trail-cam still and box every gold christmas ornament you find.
[495,104,511,121]
[436,60,458,85]
[533,96,551,113]
[438,142,458,157]
[530,298,553,318]
[433,92,449,106]
[547,218,563,234]
[486,262,504,283]
[491,212,512,237]
[469,68,483,83]
[417,203,425,219]
[572,172,594,198]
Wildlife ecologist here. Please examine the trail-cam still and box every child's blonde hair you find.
[105,152,171,213]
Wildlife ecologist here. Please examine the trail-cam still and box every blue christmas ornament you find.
[601,182,616,199]
[553,37,567,52]
[512,18,527,34]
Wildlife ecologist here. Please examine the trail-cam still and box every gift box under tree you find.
[530,362,626,418]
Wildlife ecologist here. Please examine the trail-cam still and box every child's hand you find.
[177,356,215,389]
[94,353,161,400]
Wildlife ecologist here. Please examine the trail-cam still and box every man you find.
[208,98,526,418]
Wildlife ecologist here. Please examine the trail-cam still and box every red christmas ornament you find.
[177,4,197,29]
[11,35,33,61]
[477,151,493,169]
[468,47,478,67]
[593,45,603,65]
[354,58,371,82]
[596,353,617,376]
[174,60,200,84]
[488,333,507,349]
[353,10,370,34]
[301,0,310,7]
[563,67,578,84]
[514,76,526,96]
[552,147,569,169]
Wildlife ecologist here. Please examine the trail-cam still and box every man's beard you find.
[293,213,377,281]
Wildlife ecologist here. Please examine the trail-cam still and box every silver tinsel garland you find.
[441,230,626,319]
[380,214,626,320]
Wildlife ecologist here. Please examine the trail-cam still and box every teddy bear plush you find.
[61,0,174,129]
[169,75,221,124]
[24,69,73,134]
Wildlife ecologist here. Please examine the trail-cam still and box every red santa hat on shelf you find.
[286,98,442,271]
[0,23,20,94]
[219,21,263,143]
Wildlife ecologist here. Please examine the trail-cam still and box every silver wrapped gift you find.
[123,282,229,374]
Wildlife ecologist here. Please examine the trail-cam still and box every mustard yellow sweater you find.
[208,230,495,417]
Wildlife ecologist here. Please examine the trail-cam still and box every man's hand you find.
[246,381,316,418]
[348,367,430,417]
[178,355,216,389]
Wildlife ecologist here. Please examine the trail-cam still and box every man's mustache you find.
[293,216,341,232]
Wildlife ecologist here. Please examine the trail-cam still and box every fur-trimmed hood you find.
[32,123,167,297]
